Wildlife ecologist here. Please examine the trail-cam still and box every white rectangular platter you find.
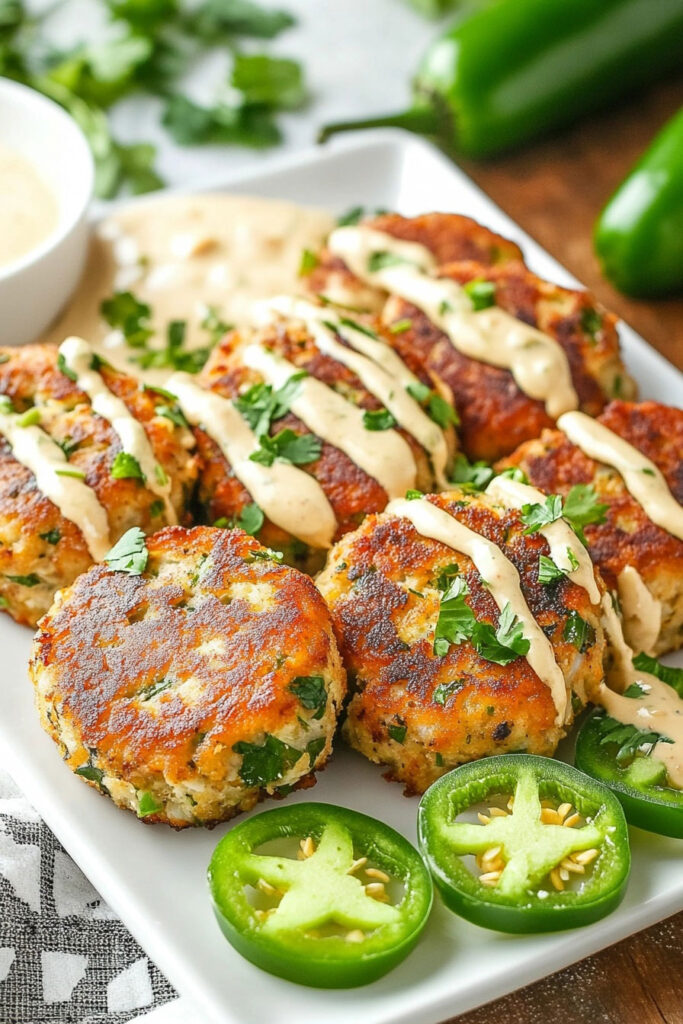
[1,132,682,1024]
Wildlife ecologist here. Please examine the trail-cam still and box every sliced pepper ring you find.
[575,710,683,839]
[208,802,433,988]
[418,754,630,934]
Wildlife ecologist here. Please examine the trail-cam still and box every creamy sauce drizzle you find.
[166,373,336,549]
[241,345,417,500]
[59,337,176,523]
[617,566,661,657]
[558,411,683,542]
[599,594,683,789]
[387,496,568,724]
[0,410,110,561]
[486,474,600,604]
[253,296,450,489]
[328,227,578,419]
[0,146,58,269]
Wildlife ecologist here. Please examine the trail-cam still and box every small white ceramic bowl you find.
[0,78,94,346]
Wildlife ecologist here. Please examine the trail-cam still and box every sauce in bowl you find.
[0,145,58,269]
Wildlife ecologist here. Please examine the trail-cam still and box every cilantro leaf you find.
[191,0,295,40]
[137,790,162,817]
[537,554,566,585]
[362,408,396,431]
[463,278,496,311]
[306,736,325,764]
[472,604,530,665]
[406,382,459,428]
[111,451,144,480]
[155,403,188,428]
[231,53,306,110]
[632,653,683,699]
[580,307,602,343]
[388,723,407,744]
[201,305,231,345]
[39,529,61,545]
[521,494,563,534]
[562,484,608,543]
[433,680,465,706]
[249,428,321,467]
[389,318,413,334]
[433,577,475,656]
[367,251,409,272]
[237,502,265,536]
[162,94,281,148]
[234,373,305,436]
[57,351,78,382]
[450,454,493,491]
[75,763,107,792]
[100,292,153,347]
[289,676,327,719]
[104,527,148,575]
[4,573,41,587]
[233,733,302,786]
[595,713,669,765]
[299,248,318,276]
[562,610,596,652]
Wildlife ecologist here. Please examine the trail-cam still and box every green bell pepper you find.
[319,0,683,159]
[208,802,433,987]
[418,755,630,933]
[594,107,683,298]
[575,655,683,839]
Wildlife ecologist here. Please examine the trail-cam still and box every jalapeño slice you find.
[418,754,630,934]
[208,802,433,987]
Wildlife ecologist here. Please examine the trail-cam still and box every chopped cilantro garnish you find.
[55,467,86,480]
[4,573,40,587]
[111,451,144,480]
[406,382,459,429]
[472,604,530,665]
[362,408,396,431]
[39,529,61,545]
[100,292,153,347]
[632,653,683,698]
[139,678,172,700]
[561,484,608,543]
[233,734,302,786]
[288,676,327,719]
[201,305,231,345]
[580,307,602,342]
[562,611,596,652]
[367,251,408,273]
[433,576,529,665]
[306,736,325,764]
[56,352,78,382]
[249,428,321,467]
[388,318,412,334]
[18,408,41,427]
[336,206,365,226]
[75,763,107,791]
[299,248,318,275]
[104,527,148,575]
[234,372,306,436]
[433,577,475,656]
[463,278,496,311]
[406,488,424,500]
[137,791,162,817]
[337,316,378,340]
[449,454,494,491]
[521,494,563,534]
[388,723,407,744]
[433,680,465,706]
[537,554,566,585]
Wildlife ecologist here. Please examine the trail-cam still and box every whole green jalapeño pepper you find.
[594,107,683,298]
[575,655,683,838]
[418,755,630,933]
[319,0,683,159]
[208,802,433,987]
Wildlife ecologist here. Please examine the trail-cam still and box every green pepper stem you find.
[318,106,441,145]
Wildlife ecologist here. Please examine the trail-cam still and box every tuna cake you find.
[29,526,346,828]
[172,296,457,574]
[309,211,635,462]
[0,340,197,627]
[499,400,683,657]
[316,486,606,794]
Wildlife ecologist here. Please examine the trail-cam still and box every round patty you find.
[317,489,606,794]
[0,344,198,627]
[499,400,683,655]
[30,526,346,828]
[197,317,456,572]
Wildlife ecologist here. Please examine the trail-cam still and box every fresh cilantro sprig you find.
[249,428,321,467]
[406,381,459,429]
[214,502,265,537]
[111,451,144,480]
[449,454,494,491]
[521,484,608,544]
[104,527,148,575]
[2,0,303,198]
[432,576,530,665]
[234,373,306,436]
[288,676,327,720]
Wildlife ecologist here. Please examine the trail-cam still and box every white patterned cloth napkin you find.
[0,768,196,1023]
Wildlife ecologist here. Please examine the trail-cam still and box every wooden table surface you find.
[444,76,683,1024]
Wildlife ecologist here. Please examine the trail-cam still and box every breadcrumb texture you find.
[499,400,683,655]
[309,212,635,461]
[317,490,606,794]
[30,526,346,828]
[0,345,198,626]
